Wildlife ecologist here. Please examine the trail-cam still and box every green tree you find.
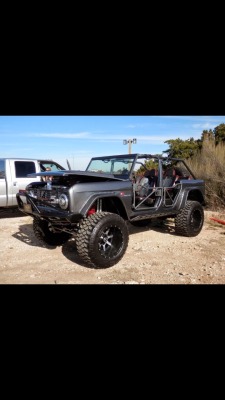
[163,138,200,159]
[213,123,225,145]
[201,124,225,145]
[136,159,158,175]
[201,129,214,142]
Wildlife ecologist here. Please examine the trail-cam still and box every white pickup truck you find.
[0,158,66,209]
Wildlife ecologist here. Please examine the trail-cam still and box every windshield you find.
[40,161,65,172]
[86,157,135,176]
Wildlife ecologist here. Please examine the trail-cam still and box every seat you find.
[135,175,149,197]
[163,167,183,205]
[134,169,157,206]
[174,167,191,181]
[143,169,158,188]
[163,167,177,187]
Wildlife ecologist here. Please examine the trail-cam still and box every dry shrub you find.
[186,142,225,210]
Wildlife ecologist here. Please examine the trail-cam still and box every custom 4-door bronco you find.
[17,154,205,268]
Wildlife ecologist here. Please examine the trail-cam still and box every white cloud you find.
[125,123,153,129]
[192,123,215,130]
[25,132,169,143]
[29,132,90,139]
[126,124,137,128]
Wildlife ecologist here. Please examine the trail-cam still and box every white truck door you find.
[0,159,7,207]
[8,160,40,206]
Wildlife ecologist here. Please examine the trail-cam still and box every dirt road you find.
[0,209,225,284]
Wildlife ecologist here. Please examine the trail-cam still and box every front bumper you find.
[16,192,81,222]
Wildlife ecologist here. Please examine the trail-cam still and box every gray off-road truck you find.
[16,153,205,268]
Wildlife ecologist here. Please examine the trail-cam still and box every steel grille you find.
[28,186,68,206]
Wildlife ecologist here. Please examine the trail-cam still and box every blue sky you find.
[0,115,224,170]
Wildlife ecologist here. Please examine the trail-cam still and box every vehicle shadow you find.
[128,219,176,235]
[12,222,88,266]
[0,209,27,219]
[12,223,57,249]
[61,219,176,269]
[12,218,176,269]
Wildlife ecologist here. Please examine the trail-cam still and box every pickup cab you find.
[0,158,65,209]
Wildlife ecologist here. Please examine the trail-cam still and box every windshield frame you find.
[86,154,137,178]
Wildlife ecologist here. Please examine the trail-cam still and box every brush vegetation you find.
[163,123,225,210]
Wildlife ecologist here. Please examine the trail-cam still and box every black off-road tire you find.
[175,200,204,237]
[76,212,129,269]
[33,217,71,246]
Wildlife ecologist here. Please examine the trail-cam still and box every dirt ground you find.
[0,209,225,284]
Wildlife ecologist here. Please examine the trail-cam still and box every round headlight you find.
[59,194,69,210]
[29,190,35,198]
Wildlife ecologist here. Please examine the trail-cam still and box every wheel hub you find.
[98,226,123,258]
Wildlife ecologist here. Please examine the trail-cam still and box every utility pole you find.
[123,138,137,154]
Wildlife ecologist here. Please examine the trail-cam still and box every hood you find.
[28,170,128,181]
